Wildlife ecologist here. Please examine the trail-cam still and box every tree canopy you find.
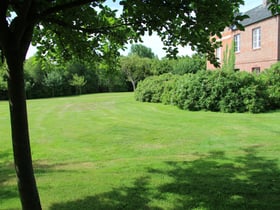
[129,44,156,59]
[0,1,248,209]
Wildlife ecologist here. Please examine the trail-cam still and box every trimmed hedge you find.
[135,66,280,113]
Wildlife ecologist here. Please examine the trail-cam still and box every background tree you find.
[171,54,206,75]
[43,70,63,97]
[24,56,45,98]
[97,58,130,92]
[0,62,8,99]
[150,58,173,75]
[129,44,156,59]
[69,73,87,95]
[0,1,246,209]
[120,55,152,91]
[65,60,99,94]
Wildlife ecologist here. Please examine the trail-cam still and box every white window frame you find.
[216,47,222,62]
[252,27,261,49]
[234,34,240,52]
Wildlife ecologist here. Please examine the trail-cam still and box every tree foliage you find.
[0,62,8,98]
[171,54,206,74]
[268,0,280,15]
[69,73,87,95]
[222,42,236,71]
[129,44,156,59]
[121,0,247,66]
[43,70,63,97]
[120,55,152,91]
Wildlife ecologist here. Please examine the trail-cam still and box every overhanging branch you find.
[44,16,134,35]
[38,0,98,20]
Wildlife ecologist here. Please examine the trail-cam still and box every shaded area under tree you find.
[50,147,280,210]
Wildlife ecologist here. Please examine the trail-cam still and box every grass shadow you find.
[0,152,73,206]
[50,176,162,210]
[150,148,280,209]
[49,147,280,210]
[0,150,19,201]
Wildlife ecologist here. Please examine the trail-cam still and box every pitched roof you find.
[241,4,274,26]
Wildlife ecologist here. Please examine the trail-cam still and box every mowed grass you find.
[1,92,280,210]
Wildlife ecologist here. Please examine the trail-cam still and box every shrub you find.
[260,62,280,109]
[161,75,181,105]
[135,73,174,103]
[135,67,278,113]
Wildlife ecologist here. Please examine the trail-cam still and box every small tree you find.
[120,55,152,91]
[222,42,235,71]
[69,73,87,95]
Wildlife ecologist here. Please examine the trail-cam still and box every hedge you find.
[135,66,280,113]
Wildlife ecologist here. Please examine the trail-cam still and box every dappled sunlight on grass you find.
[47,148,280,210]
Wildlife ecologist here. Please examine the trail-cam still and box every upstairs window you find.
[234,34,240,52]
[216,47,222,62]
[252,27,261,49]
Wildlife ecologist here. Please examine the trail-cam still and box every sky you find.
[26,0,263,59]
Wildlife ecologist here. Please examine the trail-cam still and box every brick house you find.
[207,0,280,72]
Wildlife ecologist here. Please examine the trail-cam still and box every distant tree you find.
[129,44,156,59]
[69,73,87,95]
[0,74,7,90]
[24,56,45,98]
[151,58,173,75]
[65,60,99,94]
[120,55,152,91]
[43,71,63,97]
[24,57,44,84]
[172,54,206,75]
[0,62,7,94]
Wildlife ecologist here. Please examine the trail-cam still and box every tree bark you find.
[6,49,42,210]
[131,80,136,92]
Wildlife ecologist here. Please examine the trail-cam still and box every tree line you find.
[0,44,206,100]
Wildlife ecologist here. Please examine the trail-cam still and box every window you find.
[252,67,261,74]
[216,47,222,62]
[252,27,261,49]
[234,34,240,52]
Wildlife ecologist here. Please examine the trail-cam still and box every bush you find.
[161,75,181,105]
[260,62,280,109]
[135,68,278,113]
[135,73,174,103]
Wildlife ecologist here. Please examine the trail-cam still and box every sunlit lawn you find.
[1,92,280,209]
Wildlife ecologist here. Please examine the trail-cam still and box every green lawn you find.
[1,92,280,210]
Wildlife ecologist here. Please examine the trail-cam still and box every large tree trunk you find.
[6,49,42,210]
